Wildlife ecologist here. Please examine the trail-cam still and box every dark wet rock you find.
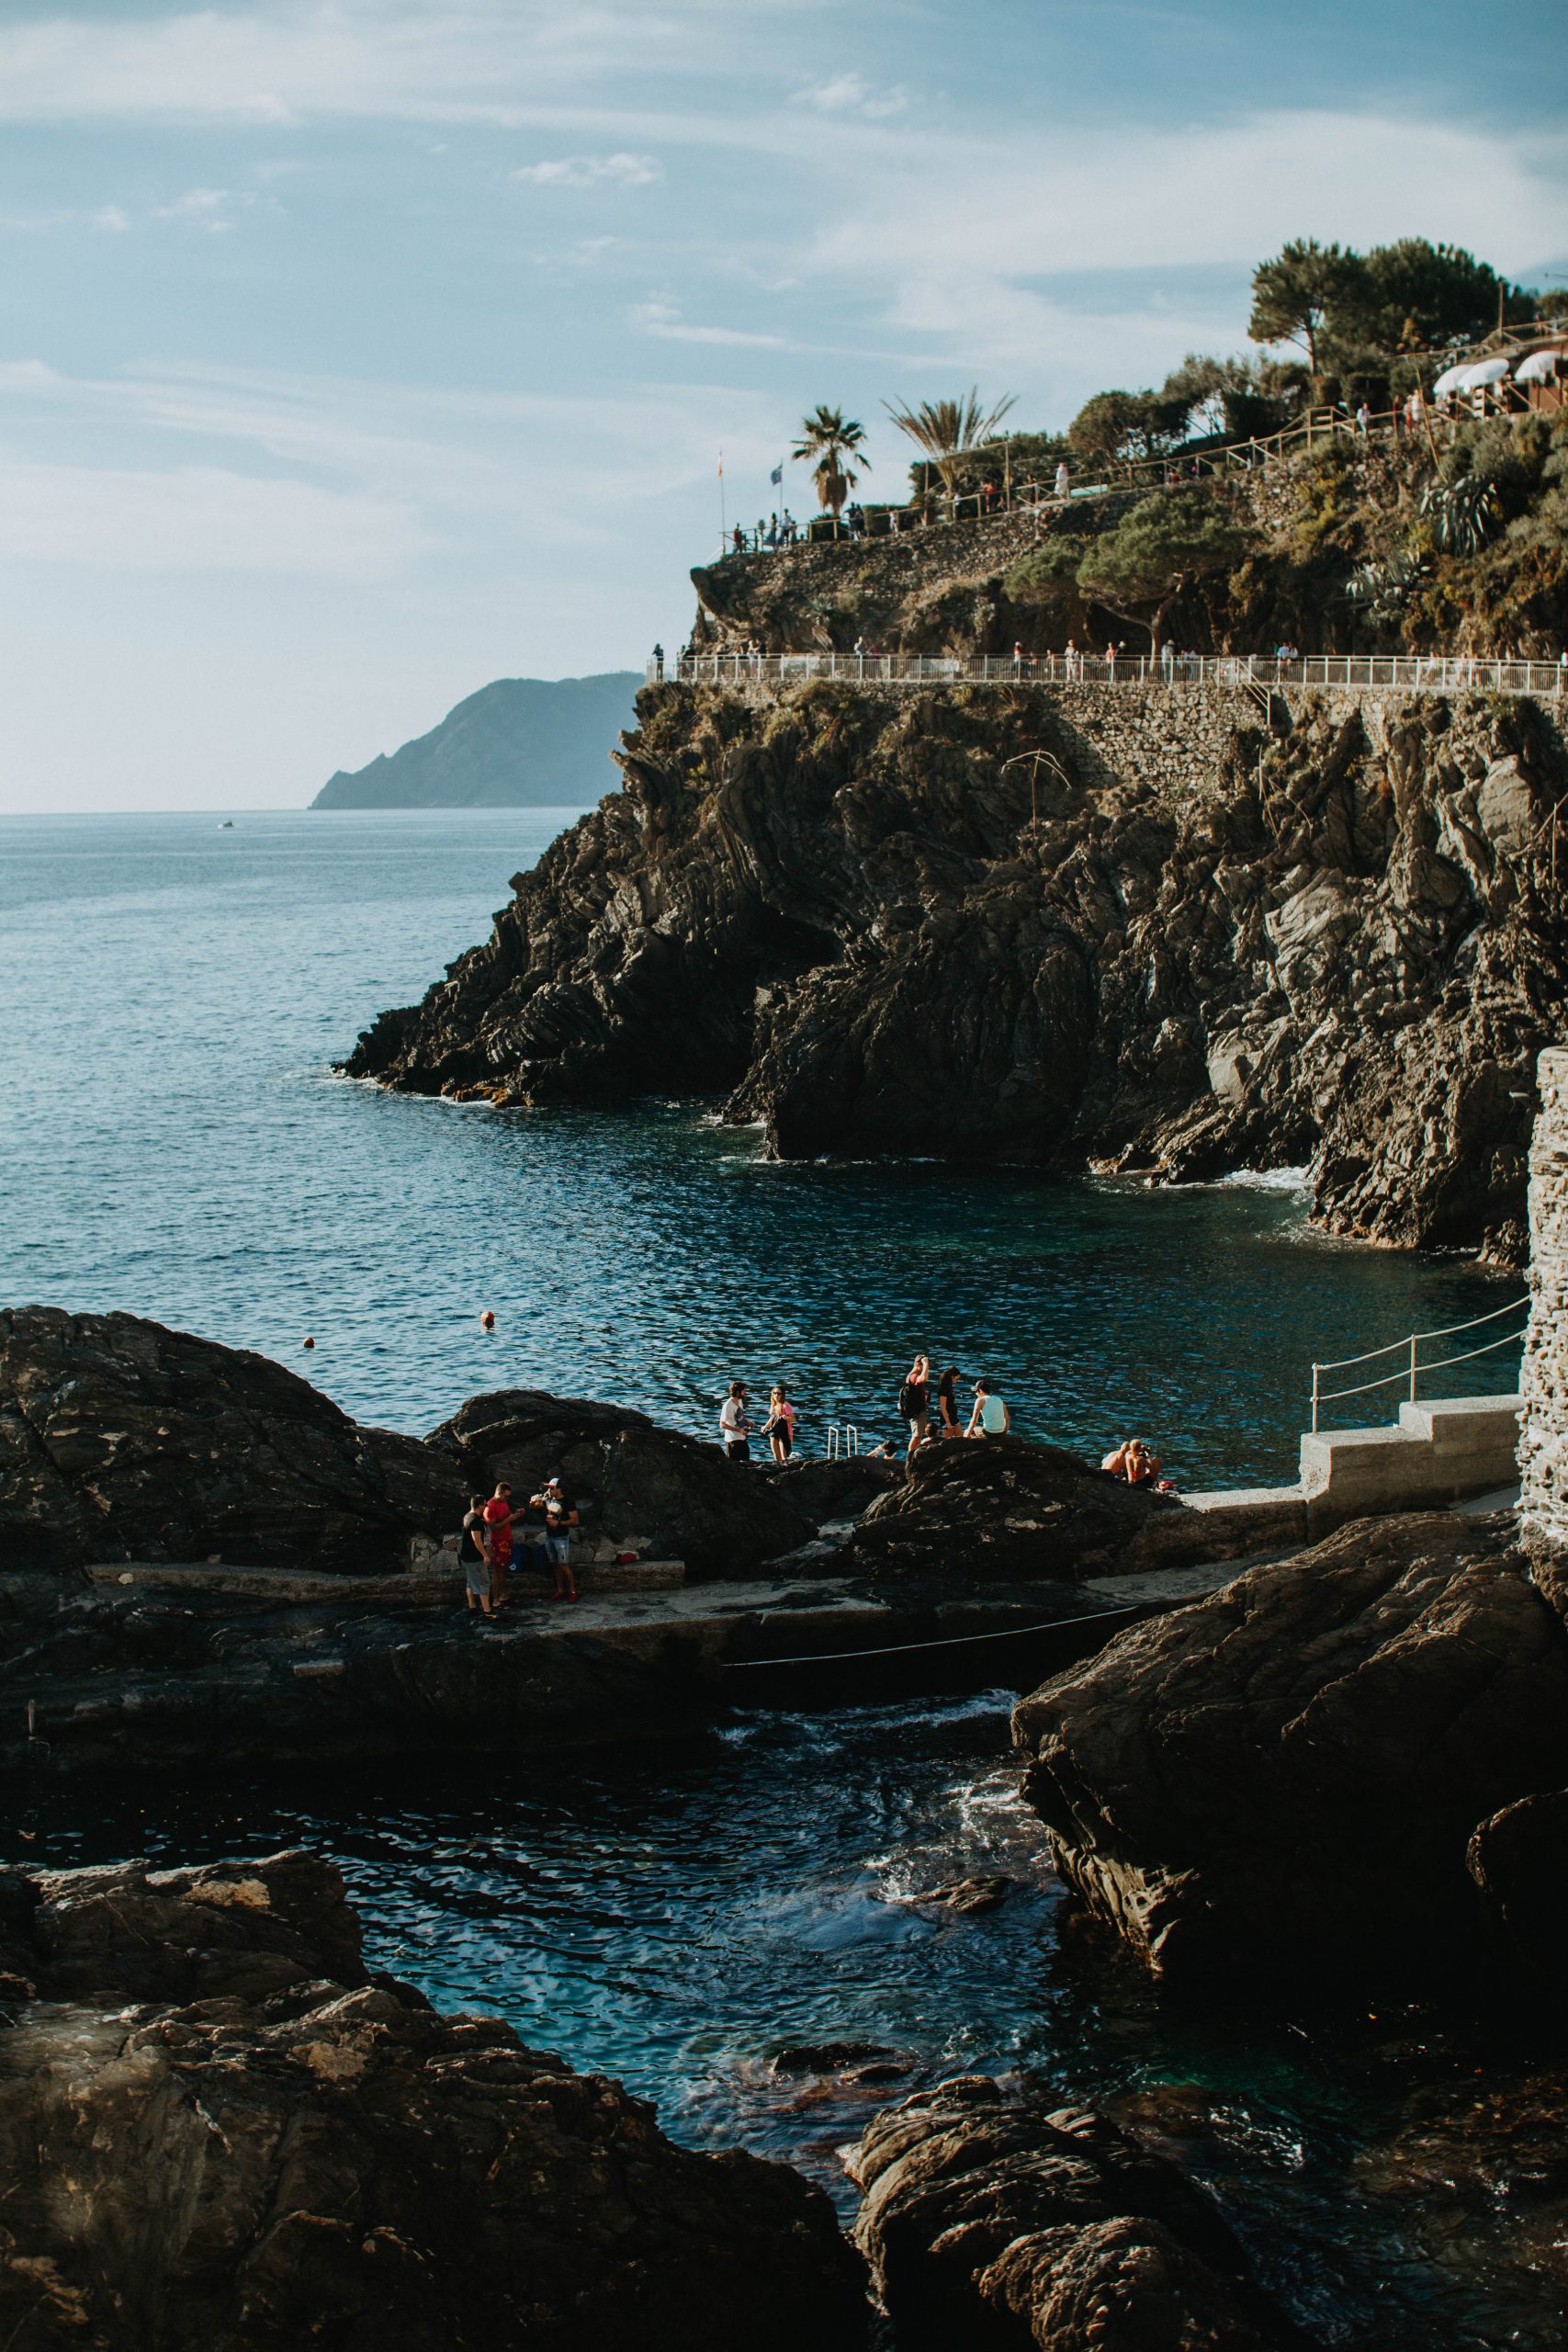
[770,2040,901,2077]
[1349,2067,1568,2329]
[1013,1511,1568,1986]
[1467,1788,1568,1979]
[0,1306,464,1576]
[848,2075,1310,2350]
[429,1388,813,1578]
[913,1874,1015,1915]
[765,1454,903,1522]
[0,1849,869,2352]
[343,681,1568,1265]
[847,1435,1230,1581]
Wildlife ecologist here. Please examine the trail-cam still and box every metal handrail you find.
[1309,1298,1529,1430]
[655,651,1567,699]
[1313,1293,1530,1374]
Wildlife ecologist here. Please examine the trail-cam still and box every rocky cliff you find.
[344,676,1568,1264]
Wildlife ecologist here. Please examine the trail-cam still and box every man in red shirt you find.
[481,1484,514,1610]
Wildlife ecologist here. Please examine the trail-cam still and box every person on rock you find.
[898,1354,931,1463]
[530,1475,580,1601]
[719,1380,752,1462]
[481,1483,514,1610]
[761,1385,797,1462]
[1102,1438,1161,1485]
[965,1379,1010,1438]
[936,1366,964,1439]
[462,1493,496,1620]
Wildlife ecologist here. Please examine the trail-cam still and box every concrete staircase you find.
[1299,1393,1521,1532]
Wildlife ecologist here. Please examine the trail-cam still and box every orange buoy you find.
[302,1336,315,1350]
[480,1309,496,1329]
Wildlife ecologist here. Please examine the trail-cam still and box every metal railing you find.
[1308,1296,1529,1432]
[652,651,1567,698]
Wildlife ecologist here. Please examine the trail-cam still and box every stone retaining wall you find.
[1520,1046,1568,1556]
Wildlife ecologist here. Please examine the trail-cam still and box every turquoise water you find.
[2,808,1552,2346]
[0,808,1518,1484]
[12,1702,1562,2350]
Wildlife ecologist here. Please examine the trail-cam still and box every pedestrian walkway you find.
[653,650,1566,699]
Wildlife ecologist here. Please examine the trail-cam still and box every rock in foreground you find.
[1012,1512,1568,1985]
[0,1306,464,1576]
[0,1849,868,2351]
[849,2075,1308,2349]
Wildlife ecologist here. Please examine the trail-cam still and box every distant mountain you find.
[310,673,641,808]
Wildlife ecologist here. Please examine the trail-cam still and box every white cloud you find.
[0,201,130,232]
[0,2,785,126]
[0,458,416,575]
[152,186,257,232]
[513,151,662,187]
[630,299,784,347]
[791,72,906,119]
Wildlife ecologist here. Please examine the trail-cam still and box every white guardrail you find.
[1309,1296,1530,1432]
[649,652,1568,696]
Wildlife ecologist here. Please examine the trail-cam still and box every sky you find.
[1,0,1564,811]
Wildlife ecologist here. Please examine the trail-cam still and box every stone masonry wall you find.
[1520,1046,1568,1558]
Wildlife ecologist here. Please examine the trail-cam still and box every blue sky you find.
[1,0,1564,810]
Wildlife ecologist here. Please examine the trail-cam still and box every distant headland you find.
[310,672,641,808]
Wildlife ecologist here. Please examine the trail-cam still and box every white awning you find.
[1515,348,1563,383]
[1430,363,1472,397]
[1458,357,1511,388]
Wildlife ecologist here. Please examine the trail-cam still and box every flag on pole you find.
[769,461,784,487]
[716,452,724,477]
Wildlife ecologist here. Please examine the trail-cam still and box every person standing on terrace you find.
[1055,459,1070,500]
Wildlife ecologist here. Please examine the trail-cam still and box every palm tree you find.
[792,406,869,517]
[883,388,1017,504]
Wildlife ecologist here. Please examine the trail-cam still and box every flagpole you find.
[718,450,726,553]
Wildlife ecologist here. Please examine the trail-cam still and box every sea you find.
[1,808,1551,2348]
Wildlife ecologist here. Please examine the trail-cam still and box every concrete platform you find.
[1298,1393,1522,1532]
[86,1558,687,1605]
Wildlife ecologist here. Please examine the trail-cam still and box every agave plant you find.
[883,388,1017,502]
[1419,473,1500,558]
[1345,548,1426,623]
[791,406,869,516]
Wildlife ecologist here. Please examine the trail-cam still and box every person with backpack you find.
[898,1353,931,1463]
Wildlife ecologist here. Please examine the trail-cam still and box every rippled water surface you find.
[3,808,1553,2346]
[12,1702,1562,2350]
[0,809,1519,1483]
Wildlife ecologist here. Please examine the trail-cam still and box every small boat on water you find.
[219,820,234,830]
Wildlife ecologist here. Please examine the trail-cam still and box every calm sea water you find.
[0,808,1519,1485]
[3,808,1549,2346]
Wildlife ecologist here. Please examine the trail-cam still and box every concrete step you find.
[1298,1393,1521,1531]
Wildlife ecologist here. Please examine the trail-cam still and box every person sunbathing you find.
[1101,1438,1161,1486]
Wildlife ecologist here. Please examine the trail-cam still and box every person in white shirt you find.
[719,1381,752,1461]
[965,1379,1011,1438]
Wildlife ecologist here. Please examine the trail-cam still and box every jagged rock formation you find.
[0,1849,869,2351]
[344,678,1567,1264]
[0,1306,464,1575]
[848,2075,1308,2350]
[311,673,639,808]
[0,1309,812,1583]
[1011,1510,1568,1987]
[847,1435,1274,1580]
[431,1387,812,1577]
